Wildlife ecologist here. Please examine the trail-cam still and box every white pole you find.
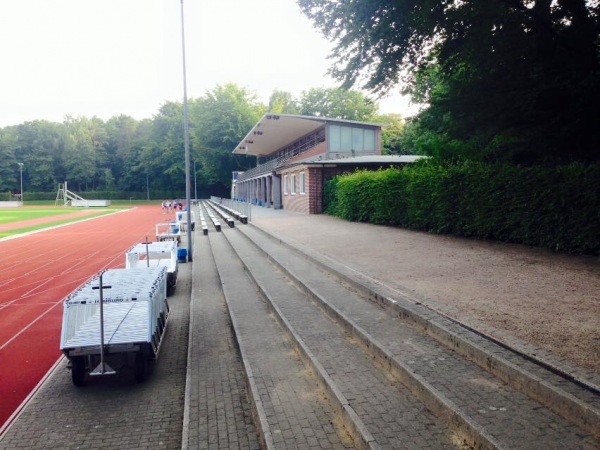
[18,163,23,205]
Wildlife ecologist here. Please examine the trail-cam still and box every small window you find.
[300,172,306,194]
[291,173,297,195]
[283,175,288,195]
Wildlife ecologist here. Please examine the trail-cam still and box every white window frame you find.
[291,173,297,195]
[299,171,306,195]
[283,175,288,195]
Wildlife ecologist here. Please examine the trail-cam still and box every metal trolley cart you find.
[126,241,178,296]
[60,267,169,386]
[155,222,181,243]
[175,210,196,231]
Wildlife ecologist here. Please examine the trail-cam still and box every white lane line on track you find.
[0,208,133,276]
[0,208,130,243]
[0,277,88,308]
[0,300,64,350]
[0,244,124,307]
[0,235,148,347]
[0,278,15,288]
[0,243,100,277]
[1,210,162,350]
[1,301,60,306]
[0,218,143,277]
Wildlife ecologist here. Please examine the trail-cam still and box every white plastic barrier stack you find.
[126,241,178,295]
[61,267,168,357]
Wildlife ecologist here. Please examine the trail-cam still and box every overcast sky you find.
[0,0,417,128]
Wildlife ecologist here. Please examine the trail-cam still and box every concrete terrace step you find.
[221,227,463,450]
[182,226,259,449]
[226,224,600,450]
[201,202,222,232]
[242,222,600,441]
[198,203,221,233]
[207,200,238,227]
[208,231,354,450]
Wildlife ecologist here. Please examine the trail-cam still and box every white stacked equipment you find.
[60,267,169,386]
[125,241,178,295]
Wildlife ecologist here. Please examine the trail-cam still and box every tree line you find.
[3,1,597,199]
[300,0,599,166]
[0,85,402,199]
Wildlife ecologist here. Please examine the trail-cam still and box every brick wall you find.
[288,142,327,165]
[281,168,310,214]
[308,168,321,214]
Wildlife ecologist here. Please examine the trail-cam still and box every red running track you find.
[0,206,173,428]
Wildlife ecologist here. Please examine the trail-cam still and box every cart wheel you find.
[134,352,149,383]
[71,357,86,387]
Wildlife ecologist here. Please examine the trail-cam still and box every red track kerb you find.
[0,206,172,428]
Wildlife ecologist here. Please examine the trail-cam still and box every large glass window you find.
[328,124,377,153]
[341,127,352,150]
[329,125,341,152]
[352,128,363,151]
[364,129,375,151]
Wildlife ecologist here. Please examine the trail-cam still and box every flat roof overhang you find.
[233,114,326,157]
[232,114,383,158]
[284,155,429,170]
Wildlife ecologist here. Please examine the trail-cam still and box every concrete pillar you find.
[259,177,264,206]
[272,174,282,209]
[266,176,272,208]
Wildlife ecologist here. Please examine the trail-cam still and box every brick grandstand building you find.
[232,114,423,214]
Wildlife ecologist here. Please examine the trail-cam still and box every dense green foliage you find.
[0,85,397,198]
[298,87,378,120]
[268,87,379,120]
[325,163,600,254]
[299,0,600,165]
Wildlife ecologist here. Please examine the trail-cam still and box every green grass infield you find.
[0,208,122,238]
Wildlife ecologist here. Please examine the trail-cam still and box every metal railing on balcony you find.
[238,132,325,182]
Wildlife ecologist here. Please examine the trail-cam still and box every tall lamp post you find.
[180,0,193,262]
[18,163,23,205]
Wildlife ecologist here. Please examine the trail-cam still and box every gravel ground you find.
[253,213,600,376]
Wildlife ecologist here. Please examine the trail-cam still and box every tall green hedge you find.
[325,162,600,254]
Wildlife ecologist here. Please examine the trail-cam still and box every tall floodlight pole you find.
[18,163,23,205]
[180,0,193,262]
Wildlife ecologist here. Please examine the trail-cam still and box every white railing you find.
[210,197,252,222]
